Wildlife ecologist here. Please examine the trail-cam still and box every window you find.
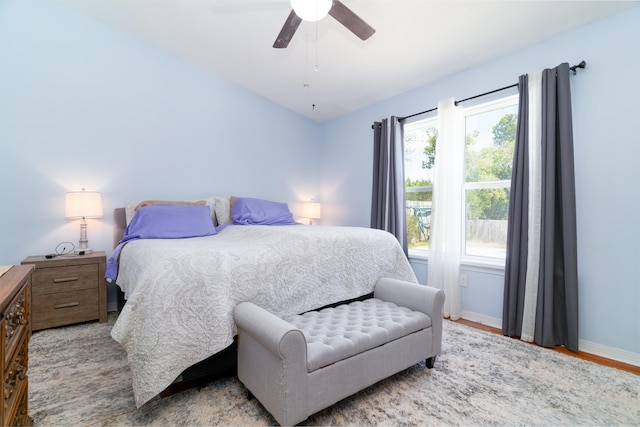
[404,117,437,253]
[403,95,518,262]
[463,96,518,259]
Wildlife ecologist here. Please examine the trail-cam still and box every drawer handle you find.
[54,302,80,309]
[53,276,79,283]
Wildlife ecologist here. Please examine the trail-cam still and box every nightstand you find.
[21,252,107,331]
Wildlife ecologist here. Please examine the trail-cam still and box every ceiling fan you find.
[274,0,375,48]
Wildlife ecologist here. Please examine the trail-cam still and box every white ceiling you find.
[52,0,637,122]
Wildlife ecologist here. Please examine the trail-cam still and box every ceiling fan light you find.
[291,0,332,22]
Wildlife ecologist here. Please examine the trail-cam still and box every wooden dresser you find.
[0,264,33,426]
[21,253,107,331]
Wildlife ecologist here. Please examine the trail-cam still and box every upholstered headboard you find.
[114,208,126,249]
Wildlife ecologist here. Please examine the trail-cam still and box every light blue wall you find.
[321,7,640,356]
[0,0,321,306]
[1,1,638,357]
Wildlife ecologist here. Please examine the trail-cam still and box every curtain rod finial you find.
[570,60,586,75]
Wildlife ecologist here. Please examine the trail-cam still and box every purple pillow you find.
[232,197,298,225]
[106,204,217,280]
[126,204,217,239]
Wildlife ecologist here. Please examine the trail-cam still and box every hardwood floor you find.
[453,318,640,376]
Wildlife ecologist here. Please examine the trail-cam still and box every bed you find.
[108,197,418,407]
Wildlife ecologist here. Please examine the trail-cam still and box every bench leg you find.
[426,356,436,368]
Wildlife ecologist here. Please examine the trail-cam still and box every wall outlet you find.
[460,274,468,287]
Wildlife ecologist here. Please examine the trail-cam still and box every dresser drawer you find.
[3,287,28,369]
[32,264,98,295]
[0,265,33,426]
[7,382,28,427]
[3,333,28,426]
[32,288,99,330]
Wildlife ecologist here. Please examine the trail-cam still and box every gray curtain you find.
[502,63,579,352]
[371,116,408,256]
[503,74,530,339]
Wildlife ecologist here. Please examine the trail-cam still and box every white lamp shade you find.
[291,0,332,22]
[302,202,321,219]
[65,190,103,219]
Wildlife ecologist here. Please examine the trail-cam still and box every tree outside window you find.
[464,98,518,259]
[404,119,436,251]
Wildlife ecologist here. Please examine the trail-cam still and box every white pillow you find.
[124,201,138,227]
[213,197,232,225]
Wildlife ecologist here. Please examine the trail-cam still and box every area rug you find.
[28,313,639,426]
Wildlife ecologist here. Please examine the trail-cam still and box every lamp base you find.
[74,248,94,255]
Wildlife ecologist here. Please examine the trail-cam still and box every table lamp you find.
[65,189,103,254]
[302,201,321,225]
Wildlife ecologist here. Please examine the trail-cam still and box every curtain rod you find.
[395,60,586,123]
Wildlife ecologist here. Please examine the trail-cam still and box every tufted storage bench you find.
[234,278,445,426]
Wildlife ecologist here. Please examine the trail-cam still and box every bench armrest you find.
[374,278,445,355]
[234,302,308,425]
[234,302,307,359]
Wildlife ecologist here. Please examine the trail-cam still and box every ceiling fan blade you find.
[328,0,375,41]
[273,10,302,48]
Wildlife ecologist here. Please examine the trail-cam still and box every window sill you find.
[408,249,429,260]
[460,257,505,275]
[408,251,505,275]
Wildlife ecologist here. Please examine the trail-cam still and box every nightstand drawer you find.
[32,288,99,330]
[32,264,98,295]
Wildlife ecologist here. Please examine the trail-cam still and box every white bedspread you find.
[111,225,417,407]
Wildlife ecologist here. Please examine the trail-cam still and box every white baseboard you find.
[460,309,502,329]
[460,310,639,368]
[578,339,640,368]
